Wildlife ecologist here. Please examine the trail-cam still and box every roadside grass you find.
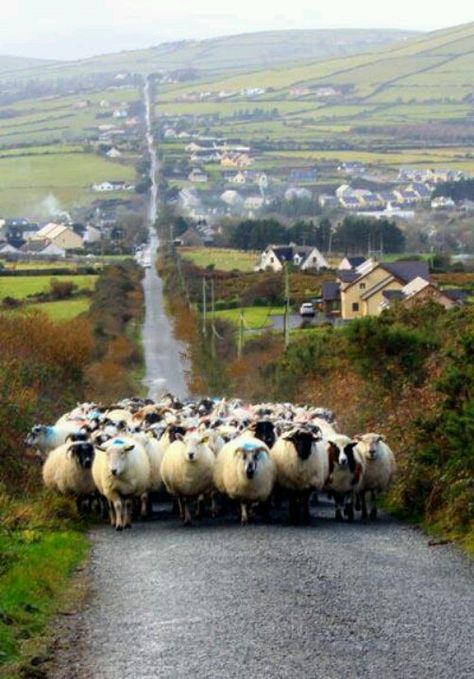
[0,490,90,677]
[180,247,259,272]
[0,275,98,300]
[209,305,285,329]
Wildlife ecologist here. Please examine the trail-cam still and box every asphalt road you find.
[50,501,474,679]
[141,231,189,401]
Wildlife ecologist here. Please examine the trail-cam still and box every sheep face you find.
[102,440,135,477]
[68,443,95,469]
[329,440,358,471]
[182,435,209,462]
[356,434,385,460]
[235,442,268,479]
[283,428,321,461]
[25,424,47,447]
[252,421,276,449]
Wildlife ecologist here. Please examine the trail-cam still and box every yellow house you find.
[339,260,431,320]
[34,223,83,250]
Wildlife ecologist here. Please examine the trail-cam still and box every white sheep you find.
[160,433,215,525]
[214,435,275,525]
[92,436,150,530]
[26,422,86,461]
[324,435,366,522]
[354,433,396,520]
[42,441,96,508]
[270,426,329,523]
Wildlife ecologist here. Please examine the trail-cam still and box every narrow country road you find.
[50,503,474,678]
[141,78,188,400]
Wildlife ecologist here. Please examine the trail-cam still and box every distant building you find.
[106,147,122,159]
[256,244,328,272]
[288,168,317,184]
[188,168,209,183]
[34,223,83,250]
[431,196,456,210]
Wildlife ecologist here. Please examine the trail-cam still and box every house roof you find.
[338,271,359,284]
[270,245,315,262]
[382,289,405,300]
[361,275,397,300]
[341,256,366,269]
[322,281,340,302]
[384,261,430,284]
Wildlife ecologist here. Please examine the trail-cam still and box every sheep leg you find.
[333,493,344,522]
[195,494,204,520]
[259,498,272,523]
[355,493,361,511]
[210,491,219,518]
[108,500,116,527]
[289,492,300,525]
[140,492,148,519]
[301,489,311,524]
[124,498,133,529]
[240,503,249,526]
[344,494,355,522]
[177,497,185,521]
[111,494,123,531]
[360,492,368,519]
[182,499,193,526]
[369,490,378,521]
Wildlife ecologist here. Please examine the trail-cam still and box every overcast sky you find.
[1,0,473,60]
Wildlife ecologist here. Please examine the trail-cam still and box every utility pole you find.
[284,262,290,348]
[237,309,244,359]
[210,278,216,359]
[202,278,207,337]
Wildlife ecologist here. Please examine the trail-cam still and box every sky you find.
[1,0,473,60]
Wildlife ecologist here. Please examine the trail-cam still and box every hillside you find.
[160,22,474,104]
[0,29,417,85]
[0,54,57,75]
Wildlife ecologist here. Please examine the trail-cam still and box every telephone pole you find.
[284,262,290,348]
[202,278,207,337]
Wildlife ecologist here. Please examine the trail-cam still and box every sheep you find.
[92,437,150,531]
[42,441,96,510]
[160,433,215,525]
[354,433,396,520]
[129,429,165,516]
[214,436,275,525]
[270,426,329,524]
[324,435,366,522]
[25,422,86,462]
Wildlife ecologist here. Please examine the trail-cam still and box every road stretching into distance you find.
[48,80,474,679]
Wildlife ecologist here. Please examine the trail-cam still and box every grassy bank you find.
[0,496,89,676]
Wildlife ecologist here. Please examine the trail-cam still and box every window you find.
[359,282,366,290]
[352,302,359,312]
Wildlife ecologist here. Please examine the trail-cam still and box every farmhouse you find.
[288,168,317,184]
[338,260,431,320]
[20,241,66,257]
[380,276,464,311]
[106,147,122,158]
[256,244,328,272]
[220,153,253,168]
[188,168,209,183]
[33,223,83,250]
[92,181,134,192]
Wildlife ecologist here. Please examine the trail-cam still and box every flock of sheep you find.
[27,395,396,530]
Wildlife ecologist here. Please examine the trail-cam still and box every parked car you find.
[299,302,315,317]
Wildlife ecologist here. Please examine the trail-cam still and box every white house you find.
[256,244,329,272]
[106,147,122,159]
[188,168,209,183]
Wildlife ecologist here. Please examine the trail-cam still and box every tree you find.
[230,219,288,251]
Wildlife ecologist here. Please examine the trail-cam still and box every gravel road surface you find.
[50,501,474,679]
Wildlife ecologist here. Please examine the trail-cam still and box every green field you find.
[0,275,98,299]
[209,305,285,329]
[0,151,135,216]
[28,297,91,320]
[180,247,259,272]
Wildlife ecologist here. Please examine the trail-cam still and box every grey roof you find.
[384,261,430,284]
[347,256,366,268]
[322,281,340,302]
[443,289,468,303]
[271,245,315,263]
[383,289,405,300]
[338,271,359,283]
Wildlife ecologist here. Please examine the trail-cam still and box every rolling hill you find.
[0,29,417,85]
[159,22,474,104]
[0,55,58,75]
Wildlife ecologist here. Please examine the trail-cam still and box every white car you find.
[299,302,316,317]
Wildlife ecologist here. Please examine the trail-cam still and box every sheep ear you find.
[353,434,362,441]
[200,435,209,444]
[377,435,386,442]
[95,445,106,452]
[67,446,76,457]
[65,434,73,442]
[124,444,135,452]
